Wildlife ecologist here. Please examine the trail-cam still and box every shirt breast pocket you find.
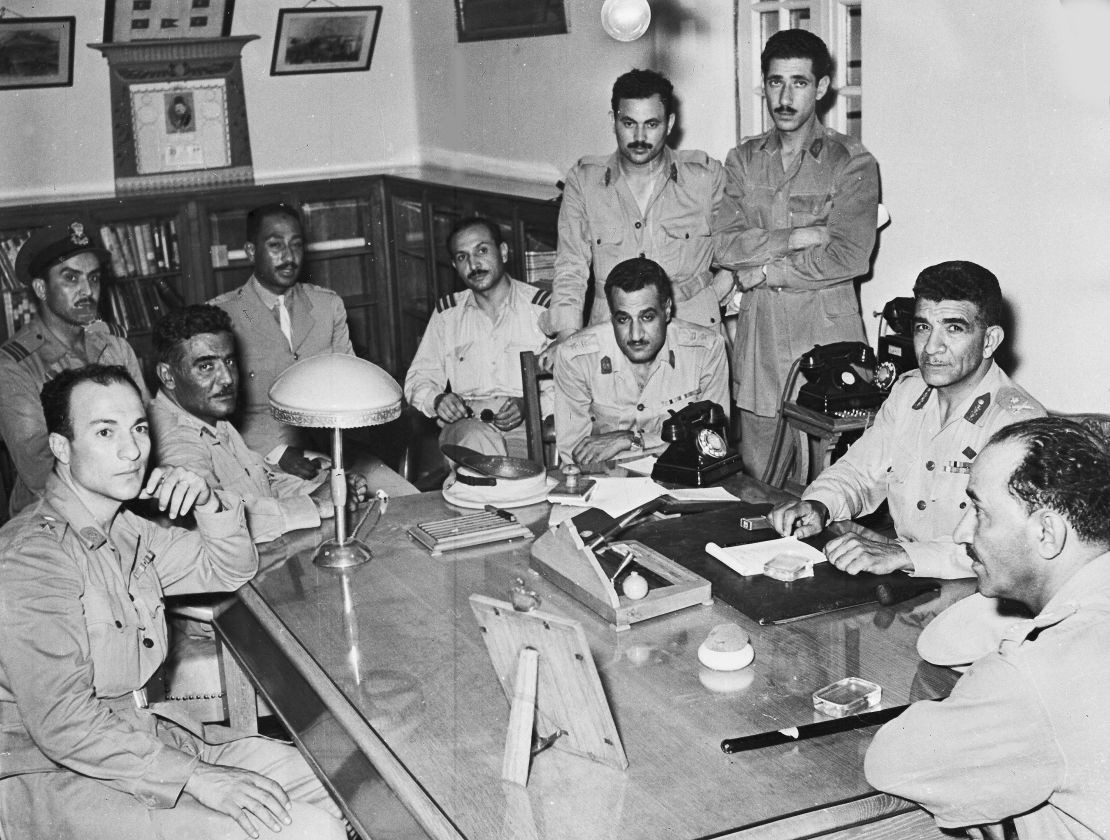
[82,584,133,692]
[660,218,710,268]
[590,222,626,263]
[787,193,832,228]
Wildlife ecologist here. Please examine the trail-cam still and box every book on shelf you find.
[524,249,556,288]
[99,221,181,278]
[1,228,34,291]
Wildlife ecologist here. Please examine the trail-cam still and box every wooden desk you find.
[213,476,967,840]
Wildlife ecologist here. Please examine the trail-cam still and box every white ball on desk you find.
[621,571,649,600]
[698,623,755,671]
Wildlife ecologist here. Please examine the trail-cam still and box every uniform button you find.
[114,620,123,628]
[142,638,154,648]
[636,403,644,411]
[926,461,935,471]
[634,221,642,229]
[916,500,927,511]
[639,252,645,258]
[959,501,968,509]
[292,353,299,360]
[129,594,135,601]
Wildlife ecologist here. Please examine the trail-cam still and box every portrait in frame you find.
[103,0,236,43]
[270,6,382,76]
[0,16,75,91]
[455,0,567,43]
[130,79,231,175]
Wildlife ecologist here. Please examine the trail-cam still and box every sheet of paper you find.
[547,476,670,520]
[667,487,741,502]
[617,454,658,476]
[705,537,826,577]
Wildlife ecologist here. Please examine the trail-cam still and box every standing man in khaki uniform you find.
[404,217,551,458]
[0,219,150,517]
[554,257,729,465]
[541,69,737,367]
[719,30,880,478]
[770,261,1044,579]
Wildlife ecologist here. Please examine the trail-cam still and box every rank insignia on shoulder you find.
[531,289,552,308]
[435,293,458,313]
[912,386,934,410]
[601,356,612,374]
[79,526,107,549]
[997,386,1038,414]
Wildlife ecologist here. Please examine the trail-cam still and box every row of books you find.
[0,229,34,292]
[103,276,186,333]
[100,220,180,279]
[1,288,35,341]
[524,249,556,289]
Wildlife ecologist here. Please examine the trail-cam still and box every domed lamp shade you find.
[270,354,402,569]
[601,0,651,42]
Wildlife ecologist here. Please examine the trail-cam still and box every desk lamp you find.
[269,354,402,569]
[601,0,651,41]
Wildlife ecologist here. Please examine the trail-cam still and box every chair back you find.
[519,350,557,466]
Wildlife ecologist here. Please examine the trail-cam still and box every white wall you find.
[410,0,738,185]
[863,0,1110,412]
[0,0,420,203]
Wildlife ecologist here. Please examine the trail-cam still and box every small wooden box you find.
[530,518,712,631]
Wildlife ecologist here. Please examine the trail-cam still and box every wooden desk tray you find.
[408,511,533,556]
[531,520,711,631]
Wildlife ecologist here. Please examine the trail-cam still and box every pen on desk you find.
[720,704,909,754]
[875,579,940,607]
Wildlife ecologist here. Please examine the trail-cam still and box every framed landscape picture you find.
[103,0,236,43]
[270,6,382,76]
[455,0,567,42]
[0,16,75,90]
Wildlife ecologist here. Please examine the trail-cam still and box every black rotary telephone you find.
[795,342,890,415]
[650,401,744,487]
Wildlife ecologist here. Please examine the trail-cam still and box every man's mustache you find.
[73,297,97,308]
[775,106,797,116]
[467,269,488,281]
[966,544,980,564]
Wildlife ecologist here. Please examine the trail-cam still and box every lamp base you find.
[313,537,373,569]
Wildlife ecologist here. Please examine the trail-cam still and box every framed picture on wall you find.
[129,78,232,174]
[455,0,567,42]
[103,0,236,43]
[0,16,76,90]
[270,6,382,76]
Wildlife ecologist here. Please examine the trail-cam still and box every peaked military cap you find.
[15,219,110,286]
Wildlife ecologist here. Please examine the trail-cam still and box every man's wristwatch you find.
[628,428,645,451]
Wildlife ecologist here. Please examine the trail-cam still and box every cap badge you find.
[68,221,90,247]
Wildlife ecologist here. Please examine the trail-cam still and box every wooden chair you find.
[519,350,557,466]
[1056,411,1110,440]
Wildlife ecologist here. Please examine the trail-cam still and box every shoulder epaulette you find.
[672,324,715,349]
[673,149,713,168]
[562,331,601,358]
[0,339,32,363]
[575,154,610,169]
[531,289,551,308]
[435,292,458,314]
[996,385,1043,417]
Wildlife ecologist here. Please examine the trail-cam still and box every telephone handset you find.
[796,341,890,415]
[650,400,744,487]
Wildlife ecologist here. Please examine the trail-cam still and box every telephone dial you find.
[796,341,892,415]
[650,400,744,487]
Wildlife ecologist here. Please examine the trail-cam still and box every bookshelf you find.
[0,169,561,384]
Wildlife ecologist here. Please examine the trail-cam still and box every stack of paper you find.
[705,537,826,577]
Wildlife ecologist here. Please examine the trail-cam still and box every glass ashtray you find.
[812,677,882,718]
[763,552,811,582]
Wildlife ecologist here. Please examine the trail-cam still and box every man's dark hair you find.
[913,261,1003,327]
[604,257,674,309]
[446,216,504,257]
[760,29,832,80]
[154,304,234,366]
[611,68,675,117]
[245,202,303,245]
[989,417,1110,546]
[41,364,142,440]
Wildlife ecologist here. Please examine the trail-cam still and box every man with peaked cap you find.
[0,218,149,517]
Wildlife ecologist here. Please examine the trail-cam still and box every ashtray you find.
[763,552,812,582]
[812,677,882,718]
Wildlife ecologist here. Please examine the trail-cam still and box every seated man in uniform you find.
[554,256,729,466]
[770,261,1044,579]
[866,418,1110,839]
[0,218,150,517]
[404,216,551,459]
[0,365,345,840]
[149,304,368,544]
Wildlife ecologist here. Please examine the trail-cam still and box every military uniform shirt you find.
[544,147,738,335]
[0,318,150,516]
[0,473,253,806]
[554,318,729,462]
[719,121,879,415]
[149,391,323,544]
[404,278,551,417]
[803,365,1045,578]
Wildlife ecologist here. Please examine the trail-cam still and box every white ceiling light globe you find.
[601,0,651,42]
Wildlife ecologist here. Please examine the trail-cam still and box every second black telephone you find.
[796,341,890,415]
[650,400,744,487]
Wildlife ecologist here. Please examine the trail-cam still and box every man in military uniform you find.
[210,202,358,480]
[150,304,369,545]
[404,217,551,459]
[866,418,1110,839]
[554,257,729,465]
[718,30,881,478]
[0,365,345,839]
[540,69,737,367]
[0,218,150,517]
[770,261,1044,579]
